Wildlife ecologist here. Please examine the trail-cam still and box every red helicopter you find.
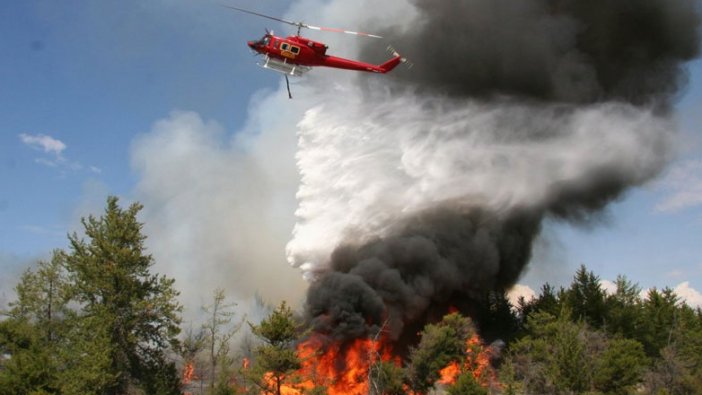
[223,5,408,97]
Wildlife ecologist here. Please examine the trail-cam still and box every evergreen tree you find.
[506,312,577,393]
[505,309,649,394]
[369,360,405,395]
[0,251,71,394]
[644,345,700,394]
[605,275,642,338]
[63,196,182,394]
[516,283,561,331]
[55,315,115,395]
[593,337,648,394]
[202,288,242,392]
[563,265,608,328]
[670,305,702,388]
[8,251,70,342]
[247,301,302,395]
[406,312,475,393]
[475,290,519,342]
[0,318,57,395]
[548,314,593,392]
[643,304,702,393]
[504,312,557,393]
[178,325,206,391]
[504,266,702,394]
[446,372,488,395]
[638,287,679,357]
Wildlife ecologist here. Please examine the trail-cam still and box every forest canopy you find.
[1,197,700,394]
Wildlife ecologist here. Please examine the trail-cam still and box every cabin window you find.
[280,42,290,51]
[290,46,300,54]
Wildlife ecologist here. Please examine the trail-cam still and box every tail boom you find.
[320,53,406,74]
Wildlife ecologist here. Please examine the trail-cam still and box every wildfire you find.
[259,331,497,394]
[272,334,395,395]
[182,361,195,385]
[437,334,497,387]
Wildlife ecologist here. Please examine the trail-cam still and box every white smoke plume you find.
[287,93,673,276]
[130,107,309,316]
[286,89,675,342]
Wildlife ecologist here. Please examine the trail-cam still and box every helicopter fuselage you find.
[247,34,403,75]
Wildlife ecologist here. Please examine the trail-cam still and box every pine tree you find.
[516,283,561,330]
[63,196,183,394]
[593,337,648,393]
[564,265,608,328]
[638,287,679,357]
[605,275,642,338]
[247,301,302,395]
[406,312,476,393]
[369,360,405,395]
[0,318,57,395]
[0,251,71,394]
[202,288,243,392]
[446,372,488,395]
[9,251,70,341]
[475,290,519,342]
[505,295,649,394]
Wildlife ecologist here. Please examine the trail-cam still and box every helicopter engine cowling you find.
[295,36,328,55]
[309,41,328,55]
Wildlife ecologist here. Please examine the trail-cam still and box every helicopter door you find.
[279,42,299,59]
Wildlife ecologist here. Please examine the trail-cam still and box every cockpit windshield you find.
[261,36,271,46]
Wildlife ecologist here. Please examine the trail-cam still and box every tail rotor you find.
[387,45,413,69]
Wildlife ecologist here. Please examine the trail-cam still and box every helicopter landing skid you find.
[258,55,311,77]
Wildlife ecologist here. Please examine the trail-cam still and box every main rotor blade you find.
[305,24,382,38]
[221,5,301,28]
[221,4,383,38]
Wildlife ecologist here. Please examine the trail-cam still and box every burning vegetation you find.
[238,304,498,395]
[177,267,702,395]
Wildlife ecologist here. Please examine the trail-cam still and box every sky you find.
[2,0,702,313]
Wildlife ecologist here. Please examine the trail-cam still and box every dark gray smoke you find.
[306,207,540,342]
[291,0,701,347]
[365,0,700,106]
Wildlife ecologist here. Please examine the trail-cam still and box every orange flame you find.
[262,334,396,395]
[437,334,497,387]
[260,331,498,394]
[438,361,462,385]
[182,361,195,385]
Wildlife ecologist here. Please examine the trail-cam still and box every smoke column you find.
[286,0,701,344]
